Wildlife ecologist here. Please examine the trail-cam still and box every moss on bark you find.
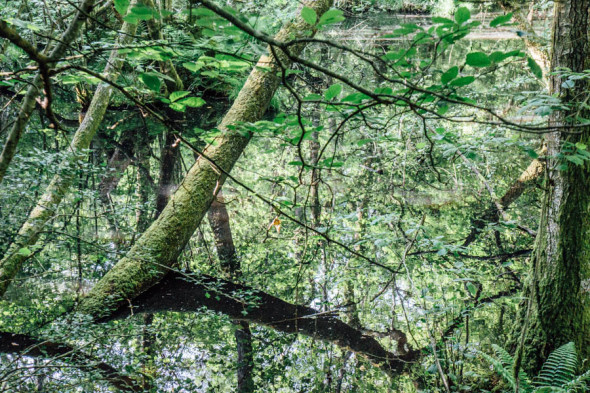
[515,0,590,373]
[78,0,334,318]
[0,18,139,296]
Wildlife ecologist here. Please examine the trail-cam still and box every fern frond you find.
[563,368,590,392]
[493,344,515,367]
[480,346,533,392]
[536,342,579,388]
[479,350,518,390]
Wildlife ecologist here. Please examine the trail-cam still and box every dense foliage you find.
[0,0,588,392]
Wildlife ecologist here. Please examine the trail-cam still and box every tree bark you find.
[462,151,546,248]
[154,130,180,216]
[208,193,254,392]
[77,0,334,318]
[0,0,95,184]
[516,0,590,373]
[0,15,139,296]
[208,194,239,277]
[103,272,417,375]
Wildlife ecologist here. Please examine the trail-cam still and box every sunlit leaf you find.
[301,6,317,25]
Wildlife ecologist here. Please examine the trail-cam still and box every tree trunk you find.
[208,194,240,277]
[135,126,152,234]
[516,0,590,373]
[208,193,254,393]
[0,16,139,297]
[154,130,180,216]
[103,272,417,375]
[77,0,334,318]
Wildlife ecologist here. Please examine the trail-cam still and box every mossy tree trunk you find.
[77,0,334,318]
[0,17,139,296]
[517,0,590,373]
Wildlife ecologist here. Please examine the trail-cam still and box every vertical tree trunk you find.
[516,0,590,373]
[154,131,180,216]
[208,193,254,393]
[98,127,137,244]
[77,0,334,318]
[0,15,139,296]
[135,126,152,234]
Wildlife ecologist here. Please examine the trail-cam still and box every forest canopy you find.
[1,0,590,391]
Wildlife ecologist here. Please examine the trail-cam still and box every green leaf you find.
[527,57,543,79]
[450,76,475,87]
[301,6,317,25]
[139,73,161,92]
[526,149,539,159]
[179,97,205,108]
[466,282,477,296]
[318,9,345,27]
[169,91,191,102]
[18,248,32,257]
[114,0,130,15]
[123,4,155,23]
[431,16,454,25]
[441,66,458,84]
[466,52,491,67]
[303,93,322,101]
[324,84,342,100]
[454,7,471,24]
[169,102,186,112]
[341,92,370,103]
[183,62,202,73]
[490,12,513,27]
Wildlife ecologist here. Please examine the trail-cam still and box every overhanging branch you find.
[103,272,419,375]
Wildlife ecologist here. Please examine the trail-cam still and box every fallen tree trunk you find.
[103,272,418,375]
[0,331,141,392]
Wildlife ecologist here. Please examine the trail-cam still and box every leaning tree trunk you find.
[0,15,139,296]
[516,0,590,374]
[0,0,95,184]
[77,0,334,318]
